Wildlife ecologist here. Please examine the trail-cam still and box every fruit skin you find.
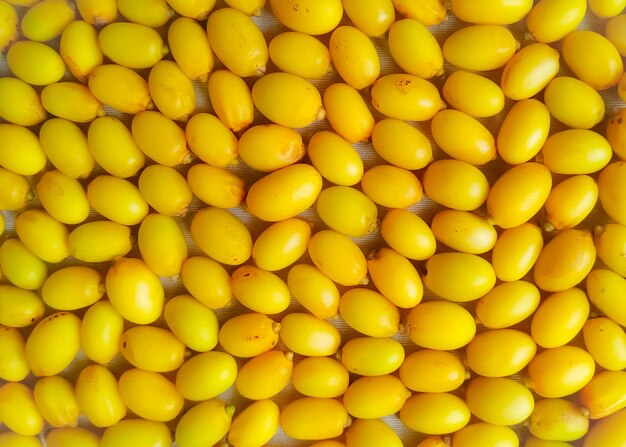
[595,223,626,277]
[117,0,173,27]
[329,25,380,89]
[168,17,213,82]
[270,0,343,35]
[87,175,149,226]
[7,41,66,86]
[526,0,586,43]
[176,351,237,401]
[442,70,504,118]
[323,83,375,144]
[361,164,423,209]
[131,111,191,166]
[342,0,396,36]
[166,0,216,20]
[138,165,191,217]
[605,14,626,56]
[317,186,378,237]
[399,349,466,393]
[100,419,171,447]
[0,0,18,52]
[452,423,519,447]
[88,116,144,178]
[494,229,544,280]
[41,82,104,123]
[465,376,535,425]
[21,0,75,42]
[544,175,598,231]
[148,60,196,121]
[423,159,489,211]
[341,337,404,377]
[449,0,532,24]
[236,350,293,399]
[0,382,44,436]
[308,229,367,286]
[218,313,280,358]
[543,77,604,129]
[228,399,280,447]
[380,208,436,260]
[371,118,432,170]
[586,269,626,326]
[118,368,184,422]
[0,124,47,176]
[15,209,69,264]
[41,266,104,310]
[138,214,188,278]
[598,161,626,226]
[252,217,311,271]
[175,399,234,447]
[345,419,403,447]
[540,129,612,175]
[0,433,43,447]
[294,356,349,397]
[339,288,399,337]
[75,0,117,25]
[0,238,47,290]
[180,256,232,309]
[36,170,90,225]
[46,427,100,447]
[529,398,589,442]
[187,163,245,209]
[98,22,167,69]
[40,118,95,179]
[120,326,186,372]
[431,209,497,254]
[527,346,595,398]
[588,0,626,18]
[367,247,423,309]
[33,375,80,427]
[497,99,550,164]
[240,123,304,172]
[0,326,30,381]
[225,0,265,16]
[280,397,349,440]
[0,285,45,328]
[583,317,626,371]
[165,295,218,352]
[287,263,340,319]
[371,73,443,121]
[186,113,238,168]
[81,300,124,364]
[391,0,446,26]
[405,300,476,350]
[530,288,590,348]
[280,312,341,356]
[583,407,626,447]
[501,42,560,100]
[88,64,153,114]
[579,370,626,419]
[231,266,290,314]
[443,25,518,71]
[388,18,443,79]
[68,221,132,263]
[399,392,470,435]
[466,329,537,377]
[208,70,254,132]
[0,77,46,126]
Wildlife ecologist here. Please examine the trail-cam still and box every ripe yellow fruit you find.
[466,377,534,425]
[60,20,103,82]
[190,207,252,265]
[180,256,232,309]
[132,111,191,166]
[33,375,79,428]
[0,0,18,52]
[380,209,436,260]
[344,375,409,419]
[68,221,132,263]
[371,73,443,121]
[583,317,626,371]
[399,393,470,435]
[0,326,29,381]
[599,161,626,225]
[501,43,560,100]
[168,17,213,82]
[0,124,46,176]
[323,83,375,143]
[269,31,331,79]
[405,301,476,350]
[175,399,234,447]
[187,163,245,209]
[431,110,496,164]
[424,252,496,302]
[544,175,598,231]
[41,266,104,311]
[589,0,626,17]
[391,0,446,25]
[40,118,94,179]
[0,77,46,126]
[75,364,126,427]
[346,419,402,447]
[208,70,254,132]
[121,326,186,372]
[531,288,589,348]
[270,0,342,35]
[475,280,541,328]
[586,269,626,326]
[287,263,340,319]
[342,0,394,36]
[544,77,604,129]
[238,124,304,172]
[0,433,44,447]
[87,175,148,225]
[443,25,518,71]
[138,165,191,216]
[88,117,144,177]
[138,214,187,278]
[0,238,47,290]
[497,99,550,164]
[252,218,311,271]
[225,0,265,15]
[389,19,443,79]
[15,209,69,263]
[186,113,238,168]
[75,0,115,25]
[442,70,504,118]
[449,0,532,24]
[118,369,183,422]
[231,265,290,314]
[526,0,587,43]
[361,165,423,208]
[533,229,595,292]
[341,337,404,376]
[529,398,589,441]
[25,311,81,377]
[41,82,104,123]
[101,420,171,447]
[0,285,45,328]
[81,300,124,364]
[541,129,612,174]
[105,257,164,324]
[21,0,74,42]
[423,159,490,211]
[491,223,544,281]
[466,329,537,377]
[330,25,380,89]
[0,383,44,436]
[36,171,89,225]
[580,370,626,419]
[117,0,173,27]
[88,64,153,114]
[280,397,349,440]
[399,349,467,393]
[46,428,100,447]
[308,229,367,286]
[453,423,519,447]
[340,288,399,337]
[431,210,496,254]
[166,0,215,19]
[293,356,349,398]
[562,30,624,90]
[527,346,595,398]
[583,407,626,447]
[367,247,423,309]
[176,351,237,400]
[605,14,626,56]
[148,60,196,121]
[524,437,574,447]
[595,223,626,276]
[317,186,378,237]
[280,312,341,356]
[371,119,432,170]
[99,22,167,69]
[219,313,280,358]
[229,400,280,447]
[7,41,64,85]
[235,350,293,399]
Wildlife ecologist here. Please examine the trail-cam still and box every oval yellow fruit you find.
[1,433,46,447]
[475,280,541,328]
[180,256,232,309]
[541,129,612,174]
[544,77,605,129]
[190,207,252,265]
[317,186,378,237]
[583,317,626,371]
[0,285,45,328]
[308,131,363,186]
[138,214,188,277]
[33,375,80,428]
[176,351,237,401]
[453,423,519,447]
[0,383,44,436]
[586,268,626,326]
[287,263,340,319]
[531,288,590,348]
[81,300,124,364]
[526,0,587,43]
[121,326,186,372]
[595,223,626,276]
[99,22,167,69]
[228,399,280,447]
[341,337,405,376]
[231,265,290,314]
[187,163,245,209]
[280,312,341,356]
[224,0,265,15]
[339,288,399,337]
[208,70,254,132]
[138,165,191,216]
[0,0,18,52]
[42,266,104,311]
[442,70,504,118]
[175,399,234,447]
[405,300,476,350]
[605,14,626,56]
[88,116,144,178]
[431,209,497,254]
[544,175,598,231]
[238,124,305,172]
[252,217,311,271]
[399,349,467,393]
[269,31,331,79]
[330,25,379,89]
[0,326,29,381]
[87,175,148,226]
[118,368,183,422]
[88,64,153,114]
[599,161,626,225]
[367,247,423,309]
[117,0,173,27]
[0,238,47,290]
[380,208,436,260]
[501,42,560,100]
[36,170,89,225]
[0,124,46,176]
[75,0,116,25]
[186,113,238,168]
[465,376,534,425]
[423,159,490,211]
[491,223,544,281]
[449,0,532,24]
[235,350,293,400]
[164,294,218,352]
[497,99,551,165]
[399,393,470,435]
[75,364,126,427]
[371,73,443,121]
[167,17,213,82]
[0,77,46,126]
[131,111,191,166]
[323,82,375,143]
[68,221,132,263]
[218,312,280,358]
[361,164,423,208]
[371,119,432,170]
[280,397,349,440]
[40,118,94,179]
[15,209,69,263]
[7,40,65,86]
[41,81,104,123]
[583,407,626,447]
[308,229,367,286]
[466,329,537,377]
[46,427,100,447]
[100,419,171,447]
[270,0,343,35]
[388,18,442,79]
[293,356,349,398]
[391,0,446,26]
[148,60,196,121]
[60,20,103,82]
[344,374,410,419]
[529,398,589,442]
[527,346,595,398]
[166,0,215,19]
[579,370,626,419]
[342,0,395,36]
[443,25,518,71]
[424,252,496,302]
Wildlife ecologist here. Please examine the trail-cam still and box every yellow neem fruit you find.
[101,419,171,447]
[0,239,47,290]
[323,83,375,143]
[339,288,399,337]
[599,161,626,225]
[371,119,432,170]
[252,217,311,271]
[281,397,348,440]
[534,229,595,292]
[99,22,166,69]
[308,229,367,286]
[121,326,185,372]
[423,159,489,211]
[529,398,589,442]
[0,383,44,436]
[0,285,45,328]
[235,350,293,399]
[0,169,30,211]
[526,0,586,43]
[405,301,476,350]
[180,256,232,309]
[186,113,237,168]
[330,25,379,89]
[7,41,65,86]
[46,428,100,447]
[450,0,532,23]
[270,0,342,35]
[69,221,132,263]
[225,0,265,15]
[75,365,126,427]
[176,400,234,447]
[524,437,574,447]
[431,210,497,254]
[190,207,252,265]
[344,375,409,419]
[36,171,89,225]
[88,64,152,114]
[219,313,280,358]
[239,124,304,172]
[367,247,423,309]
[187,163,245,209]
[541,129,612,174]
[389,19,442,79]
[138,214,188,277]
[0,433,41,447]
[41,266,104,311]
[466,377,534,426]
[0,326,29,381]
[293,356,349,398]
[81,300,123,364]
[424,252,496,302]
[228,400,280,447]
[475,280,541,328]
[346,419,402,447]
[589,0,626,17]
[118,369,183,422]
[453,423,519,447]
[443,25,517,71]
[148,60,196,121]
[41,82,103,123]
[269,32,330,80]
[167,0,215,19]
[118,0,173,27]
[501,43,560,100]
[466,329,537,377]
[131,111,190,166]
[344,0,394,36]
[176,351,237,400]
[361,164,423,208]
[60,20,103,82]
[280,312,341,356]
[595,223,626,276]
[74,0,115,25]
[580,370,626,419]
[587,269,626,326]
[88,117,144,178]
[371,74,443,121]
[138,165,192,216]
[527,346,595,398]
[26,311,81,377]
[442,71,504,118]
[33,376,79,428]
[341,337,404,377]
[286,263,340,319]
[21,0,74,42]
[317,186,378,237]
[391,0,445,25]
[399,349,466,393]
[87,175,148,225]
[563,30,624,90]
[106,257,164,324]
[431,110,496,165]
[497,99,551,165]
[15,209,69,263]
[380,208,436,260]
[0,124,46,176]
[606,14,626,56]
[492,223,543,281]
[168,17,213,82]
[207,7,267,77]
[0,77,46,126]
[544,175,598,231]
[231,265,290,314]
[583,317,626,371]
[400,393,469,435]
[487,162,552,229]
[208,70,254,132]
[40,118,94,179]
[0,0,17,52]
[584,408,626,447]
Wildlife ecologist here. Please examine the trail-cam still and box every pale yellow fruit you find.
[442,70,504,118]
[501,43,560,100]
[0,167,31,211]
[589,0,626,18]
[21,0,74,42]
[186,113,238,168]
[0,325,30,382]
[81,300,124,364]
[131,111,191,166]
[0,238,47,290]
[88,116,145,178]
[526,0,587,43]
[40,118,94,179]
[75,364,126,427]
[98,22,167,69]
[449,0,533,24]
[270,0,343,35]
[33,375,80,427]
[36,170,90,225]
[0,124,46,175]
[117,0,173,27]
[423,159,489,211]
[88,64,153,114]
[187,163,245,209]
[7,41,65,86]
[443,25,518,71]
[75,0,116,25]
[190,207,252,265]
[138,164,193,216]
[168,17,213,82]
[87,175,148,226]
[239,124,305,172]
[41,82,104,123]
[138,214,188,278]
[148,60,196,121]
[371,119,432,169]
[68,221,132,263]
[269,31,331,79]
[0,77,46,127]
[15,209,69,263]
[208,70,254,132]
